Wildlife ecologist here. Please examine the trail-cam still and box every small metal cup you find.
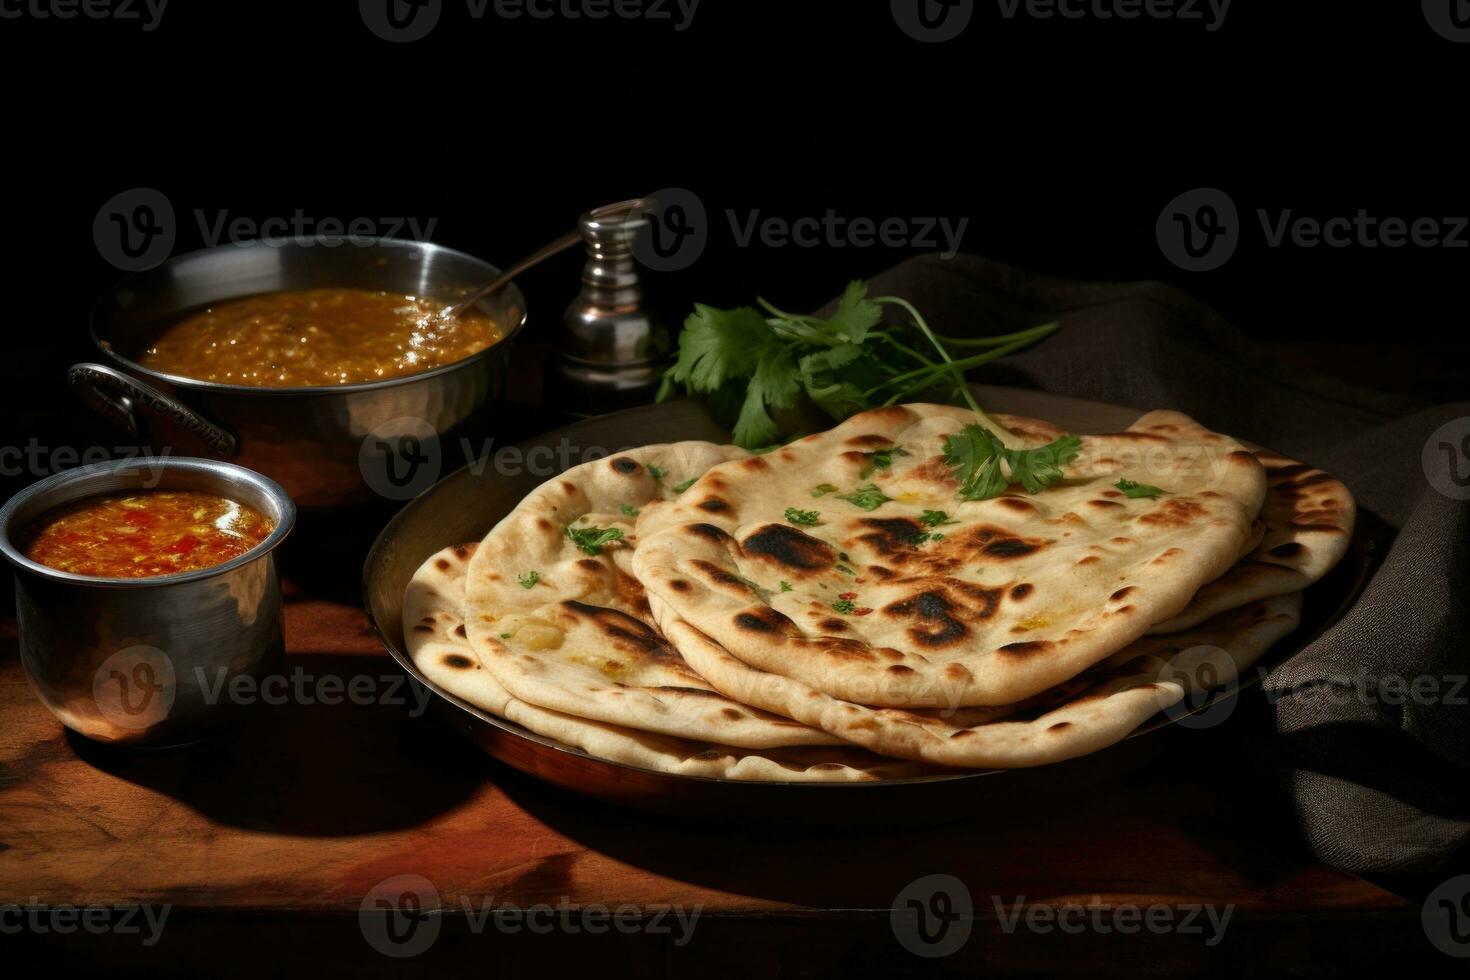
[0,458,296,747]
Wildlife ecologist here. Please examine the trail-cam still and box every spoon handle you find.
[436,229,583,321]
[436,197,653,322]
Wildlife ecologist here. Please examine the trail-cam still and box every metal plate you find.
[362,388,1387,816]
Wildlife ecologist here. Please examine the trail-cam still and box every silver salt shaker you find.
[554,202,669,417]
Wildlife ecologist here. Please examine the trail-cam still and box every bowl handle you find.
[67,362,238,457]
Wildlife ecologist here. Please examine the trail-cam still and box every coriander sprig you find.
[657,281,1057,450]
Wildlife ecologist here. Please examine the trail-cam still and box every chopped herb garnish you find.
[920,509,956,527]
[516,571,540,589]
[499,632,511,639]
[832,598,856,614]
[1116,478,1166,499]
[907,531,945,545]
[836,484,890,511]
[647,464,665,479]
[835,564,856,575]
[672,478,696,494]
[565,524,624,556]
[942,426,1081,501]
[859,446,909,479]
[619,503,640,517]
[810,483,838,497]
[784,507,821,526]
[778,580,793,592]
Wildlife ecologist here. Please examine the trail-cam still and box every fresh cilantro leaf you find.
[778,580,793,592]
[619,503,640,517]
[836,483,891,511]
[784,507,821,526]
[647,465,665,479]
[943,425,1081,501]
[1116,478,1166,498]
[811,483,838,497]
[832,598,856,614]
[516,571,540,589]
[565,524,624,556]
[658,304,774,398]
[672,478,696,494]
[499,632,511,639]
[732,344,801,448]
[920,509,956,527]
[859,446,909,479]
[835,564,856,575]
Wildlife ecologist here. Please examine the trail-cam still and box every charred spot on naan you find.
[881,581,1006,649]
[733,604,799,635]
[739,523,836,574]
[560,600,675,658]
[695,496,734,514]
[689,558,759,599]
[441,653,475,670]
[608,456,643,476]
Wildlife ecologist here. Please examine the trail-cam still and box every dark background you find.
[3,0,1467,493]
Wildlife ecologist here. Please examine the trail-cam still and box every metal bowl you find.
[362,390,1385,816]
[0,457,297,747]
[71,238,528,510]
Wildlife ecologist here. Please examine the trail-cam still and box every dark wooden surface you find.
[0,561,1451,976]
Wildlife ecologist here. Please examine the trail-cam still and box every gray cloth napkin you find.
[851,254,1470,876]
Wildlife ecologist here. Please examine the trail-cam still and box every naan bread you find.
[648,590,1300,768]
[632,405,1267,708]
[408,543,925,781]
[1148,450,1354,633]
[463,442,845,748]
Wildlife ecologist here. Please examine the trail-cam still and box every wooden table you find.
[0,537,1447,976]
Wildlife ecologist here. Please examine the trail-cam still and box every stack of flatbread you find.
[405,404,1355,782]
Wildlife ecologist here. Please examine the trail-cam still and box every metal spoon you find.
[433,197,650,323]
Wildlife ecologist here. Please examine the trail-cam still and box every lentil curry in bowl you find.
[136,287,505,387]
